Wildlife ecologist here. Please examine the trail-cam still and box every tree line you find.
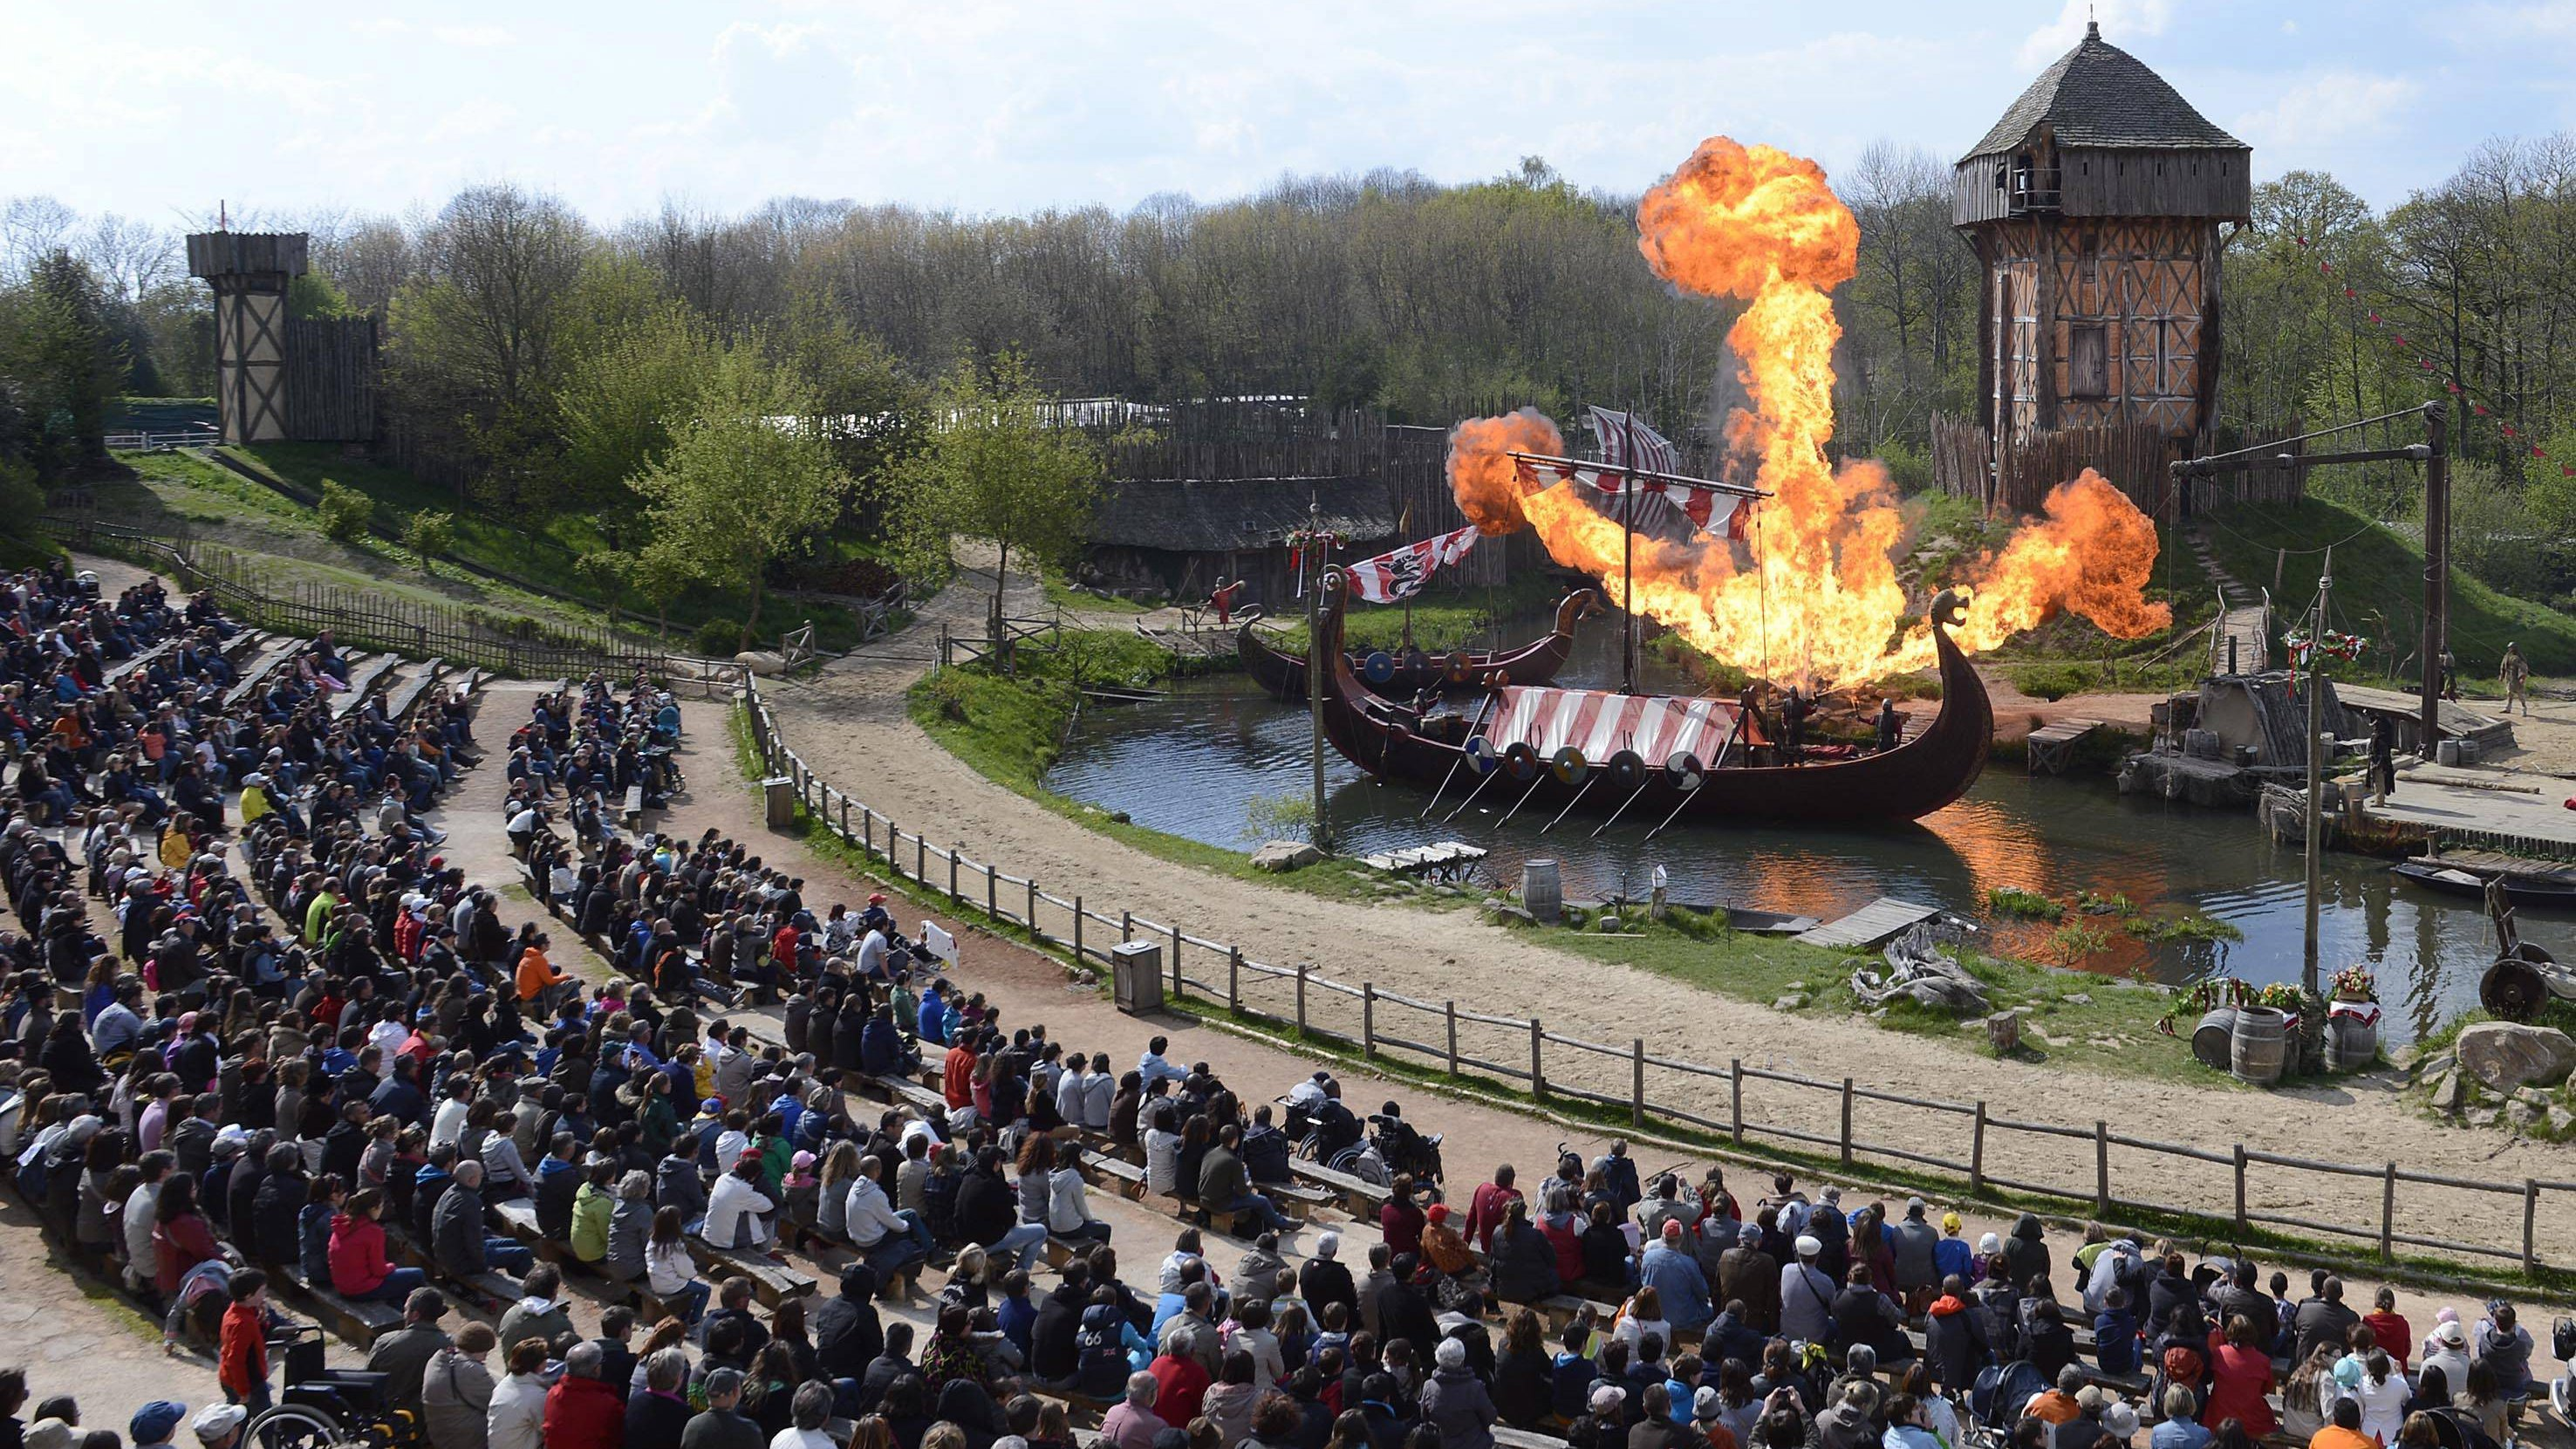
[10,134,2576,595]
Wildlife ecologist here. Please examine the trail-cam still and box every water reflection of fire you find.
[1448,137,2170,692]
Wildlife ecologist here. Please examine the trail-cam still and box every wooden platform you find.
[2336,685,2516,752]
[2026,718,2102,776]
[1793,897,1943,950]
[1358,842,1487,880]
[2215,604,2271,675]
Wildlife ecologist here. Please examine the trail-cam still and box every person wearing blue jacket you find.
[2094,1286,2141,1377]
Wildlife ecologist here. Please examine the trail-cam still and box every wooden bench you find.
[687,1240,817,1307]
[623,783,646,830]
[269,1262,403,1349]
[1494,1426,1572,1449]
[1081,1154,1149,1201]
[1531,1292,1621,1336]
[331,654,400,716]
[383,658,445,722]
[1289,1159,1391,1216]
[868,1072,952,1119]
[223,637,304,708]
[110,638,178,688]
[490,1197,577,1268]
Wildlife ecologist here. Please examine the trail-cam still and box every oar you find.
[1588,777,1654,838]
[1540,774,1602,834]
[1440,766,1504,824]
[1643,718,1740,844]
[1422,699,1500,819]
[1495,772,1548,827]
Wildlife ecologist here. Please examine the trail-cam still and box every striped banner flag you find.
[1512,456,1749,539]
[1345,525,1481,603]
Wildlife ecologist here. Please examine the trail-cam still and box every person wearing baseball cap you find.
[129,1402,188,1449]
[190,1405,247,1449]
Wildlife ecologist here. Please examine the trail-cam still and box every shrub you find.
[2046,921,2113,967]
[400,509,454,571]
[691,619,741,656]
[317,480,372,542]
[2010,663,2099,701]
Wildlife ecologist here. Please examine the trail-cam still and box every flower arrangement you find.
[2280,628,2367,671]
[2331,965,2378,1002]
[2251,981,2306,1012]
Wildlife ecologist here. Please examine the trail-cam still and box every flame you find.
[1443,135,2170,689]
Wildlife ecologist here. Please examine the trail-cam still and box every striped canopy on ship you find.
[1483,686,1760,762]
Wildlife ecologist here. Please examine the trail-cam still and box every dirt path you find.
[762,556,2576,1260]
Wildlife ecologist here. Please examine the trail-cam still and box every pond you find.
[1046,612,2570,1043]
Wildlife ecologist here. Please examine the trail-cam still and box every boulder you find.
[1251,840,1322,872]
[2455,1022,2576,1091]
[2429,1071,2469,1115]
[735,650,789,675]
[1596,914,1623,933]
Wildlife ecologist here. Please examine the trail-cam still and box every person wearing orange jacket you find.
[516,933,572,1012]
[216,1268,275,1413]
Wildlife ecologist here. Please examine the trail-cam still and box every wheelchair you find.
[243,1325,415,1449]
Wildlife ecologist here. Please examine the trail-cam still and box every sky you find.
[2,0,2566,229]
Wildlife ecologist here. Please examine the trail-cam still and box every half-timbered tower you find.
[1954,22,2250,474]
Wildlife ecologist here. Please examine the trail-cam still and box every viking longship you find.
[1236,588,1601,702]
[1312,570,1993,826]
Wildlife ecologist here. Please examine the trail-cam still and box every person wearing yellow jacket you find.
[239,772,274,827]
[159,815,195,870]
[570,1159,615,1267]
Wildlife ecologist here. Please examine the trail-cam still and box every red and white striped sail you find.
[1511,455,1746,537]
[1484,685,1751,762]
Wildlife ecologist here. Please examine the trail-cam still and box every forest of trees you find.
[8,134,2576,582]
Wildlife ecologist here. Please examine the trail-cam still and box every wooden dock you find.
[2026,718,2102,776]
[1358,841,1487,880]
[1793,896,1944,950]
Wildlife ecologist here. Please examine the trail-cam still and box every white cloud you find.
[430,24,515,48]
[2017,0,2175,68]
[2232,71,2422,151]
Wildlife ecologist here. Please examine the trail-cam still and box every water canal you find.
[1048,614,2566,1043]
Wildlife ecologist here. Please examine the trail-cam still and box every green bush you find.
[2009,662,2095,701]
[317,480,372,542]
[400,509,455,569]
[1985,886,2064,921]
[692,619,741,656]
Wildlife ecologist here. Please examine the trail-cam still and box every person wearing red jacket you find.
[217,1268,274,1412]
[1462,1165,1523,1254]
[543,1342,627,1449]
[329,1189,428,1302]
[1146,1343,1210,1428]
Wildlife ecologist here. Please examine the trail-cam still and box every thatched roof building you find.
[1080,475,1397,605]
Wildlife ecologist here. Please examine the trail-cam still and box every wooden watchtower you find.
[1951,21,2249,510]
[188,231,307,445]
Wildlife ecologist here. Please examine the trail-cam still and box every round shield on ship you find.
[1446,650,1473,683]
[1551,747,1590,785]
[1607,749,1646,789]
[1363,651,1396,684]
[1464,735,1500,775]
[1503,742,1541,782]
[1665,751,1706,790]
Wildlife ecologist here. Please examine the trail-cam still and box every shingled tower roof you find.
[1962,21,2245,161]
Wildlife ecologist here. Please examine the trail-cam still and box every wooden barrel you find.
[2231,1007,2289,1085]
[2323,1012,2380,1072]
[2191,1008,2238,1071]
[1520,858,1562,924]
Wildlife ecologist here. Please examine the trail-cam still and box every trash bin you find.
[1111,940,1164,1015]
[761,776,796,830]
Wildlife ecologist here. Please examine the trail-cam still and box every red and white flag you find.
[1346,525,1480,604]
[1589,407,1681,475]
[1512,455,1745,537]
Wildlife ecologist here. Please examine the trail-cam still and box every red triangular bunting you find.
[2343,287,2356,297]
[2475,404,2490,415]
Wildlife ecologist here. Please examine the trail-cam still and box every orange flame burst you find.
[1444,135,2169,689]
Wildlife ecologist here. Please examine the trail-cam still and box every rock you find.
[1484,904,1537,928]
[735,649,789,674]
[2516,1085,2555,1109]
[2508,1100,2542,1129]
[1773,993,1809,1011]
[1251,841,1322,872]
[2469,1106,2501,1128]
[2415,1052,2456,1082]
[2456,1022,2576,1091]
[2066,992,2092,1005]
[2552,1107,2576,1139]
[2429,1071,2469,1115]
[1597,914,1623,933]
[1785,981,1808,992]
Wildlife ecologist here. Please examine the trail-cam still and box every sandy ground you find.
[761,548,2576,1261]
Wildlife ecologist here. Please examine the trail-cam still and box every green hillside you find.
[2197,496,2576,680]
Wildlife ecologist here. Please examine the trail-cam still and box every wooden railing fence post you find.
[2381,1163,2397,1264]
[2232,1145,2248,1234]
[1295,961,1308,1034]
[1840,1078,1855,1166]
[2524,1180,2540,1274]
[1169,925,1182,994]
[1228,948,1241,1015]
[1530,1021,1546,1102]
[1027,878,1038,934]
[1073,898,1083,961]
[949,846,960,902]
[1630,1039,1645,1129]
[1446,1002,1459,1076]
[2094,1121,2111,1215]
[1730,1060,1744,1145]
[1363,984,1377,1061]
[1971,1103,1987,1195]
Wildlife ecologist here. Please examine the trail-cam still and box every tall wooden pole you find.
[2303,551,2332,998]
[1622,410,1639,695]
[2419,402,2448,749]
[1308,499,1329,850]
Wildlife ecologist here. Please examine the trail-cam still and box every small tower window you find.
[2071,325,2109,400]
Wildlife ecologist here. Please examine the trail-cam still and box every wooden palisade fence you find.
[744,676,2575,1281]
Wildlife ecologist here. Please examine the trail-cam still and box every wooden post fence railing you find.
[739,673,2576,1280]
